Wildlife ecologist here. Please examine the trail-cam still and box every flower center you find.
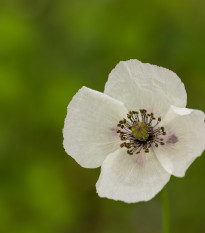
[131,121,149,141]
[116,109,166,155]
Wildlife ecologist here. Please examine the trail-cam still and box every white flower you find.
[63,59,205,203]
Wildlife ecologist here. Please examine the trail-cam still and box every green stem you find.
[161,187,170,233]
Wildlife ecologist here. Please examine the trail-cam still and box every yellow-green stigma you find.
[132,122,149,141]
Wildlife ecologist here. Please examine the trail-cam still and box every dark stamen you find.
[116,109,166,155]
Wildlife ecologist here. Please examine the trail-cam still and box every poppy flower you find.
[63,60,205,203]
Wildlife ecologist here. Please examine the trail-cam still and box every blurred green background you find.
[0,0,205,232]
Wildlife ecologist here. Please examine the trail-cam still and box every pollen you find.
[116,109,166,155]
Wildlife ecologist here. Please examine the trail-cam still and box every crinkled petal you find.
[96,148,170,203]
[104,59,187,117]
[154,105,205,177]
[63,86,128,168]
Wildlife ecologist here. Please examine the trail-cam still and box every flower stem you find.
[161,187,170,233]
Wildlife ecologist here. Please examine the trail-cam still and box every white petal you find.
[154,105,205,177]
[63,86,128,168]
[96,148,170,203]
[104,59,187,117]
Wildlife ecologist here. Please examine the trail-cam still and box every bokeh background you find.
[0,0,205,232]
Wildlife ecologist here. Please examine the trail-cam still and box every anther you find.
[120,143,125,147]
[127,150,133,155]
